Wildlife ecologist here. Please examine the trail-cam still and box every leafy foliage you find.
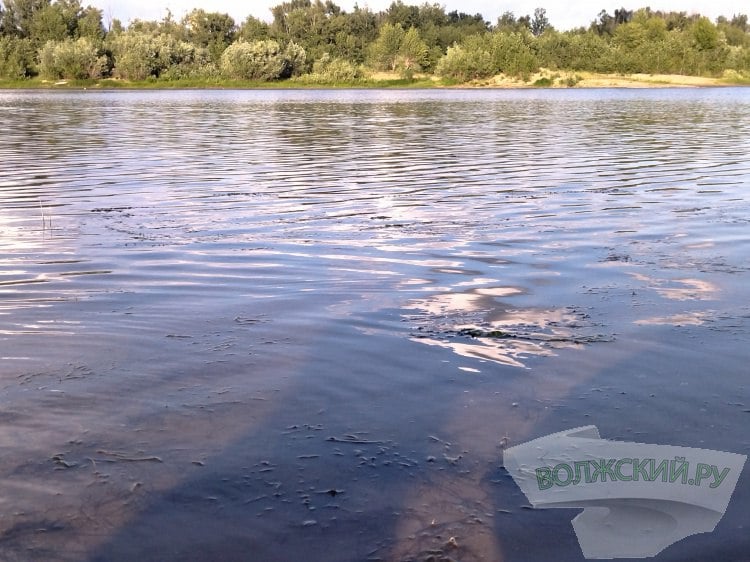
[435,41,493,81]
[110,31,200,79]
[38,36,104,78]
[0,0,749,82]
[490,31,538,76]
[219,39,305,80]
[303,52,362,82]
[0,35,34,76]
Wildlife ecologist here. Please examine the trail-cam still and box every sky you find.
[90,0,748,31]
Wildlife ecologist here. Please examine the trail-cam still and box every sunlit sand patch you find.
[0,351,301,560]
[634,311,710,326]
[389,476,505,562]
[388,343,640,562]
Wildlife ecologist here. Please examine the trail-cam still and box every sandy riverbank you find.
[2,69,748,90]
[442,69,748,88]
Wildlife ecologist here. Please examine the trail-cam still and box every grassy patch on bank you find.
[1,72,747,90]
[720,70,750,85]
[0,75,442,90]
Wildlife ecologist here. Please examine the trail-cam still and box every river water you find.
[0,88,749,561]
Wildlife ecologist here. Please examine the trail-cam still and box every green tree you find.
[569,31,614,71]
[592,7,632,35]
[183,9,235,62]
[690,17,719,50]
[330,4,378,63]
[1,0,50,38]
[442,10,488,43]
[268,0,316,60]
[271,0,312,36]
[490,31,538,77]
[108,18,123,34]
[238,15,269,42]
[496,11,519,32]
[396,26,428,72]
[0,35,35,76]
[384,0,419,28]
[368,21,404,70]
[435,36,493,81]
[28,2,67,43]
[717,16,748,47]
[76,5,103,40]
[126,18,159,34]
[534,29,573,69]
[530,7,549,37]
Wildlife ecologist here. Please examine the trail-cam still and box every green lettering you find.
[614,458,633,481]
[591,458,617,482]
[669,456,689,484]
[633,458,654,481]
[536,467,553,490]
[653,459,669,482]
[709,466,731,489]
[572,460,591,484]
[694,463,712,486]
[553,463,574,486]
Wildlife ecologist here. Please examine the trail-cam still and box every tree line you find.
[1,0,749,82]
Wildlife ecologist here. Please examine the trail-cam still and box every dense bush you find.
[306,53,363,82]
[436,31,537,80]
[489,31,538,77]
[219,40,306,80]
[109,31,199,80]
[38,37,106,79]
[435,41,493,81]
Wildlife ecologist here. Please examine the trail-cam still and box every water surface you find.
[1,88,749,561]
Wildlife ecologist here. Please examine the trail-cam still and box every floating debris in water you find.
[234,316,267,325]
[51,454,77,469]
[327,436,388,445]
[95,450,163,463]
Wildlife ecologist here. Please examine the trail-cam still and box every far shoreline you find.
[1,71,748,91]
